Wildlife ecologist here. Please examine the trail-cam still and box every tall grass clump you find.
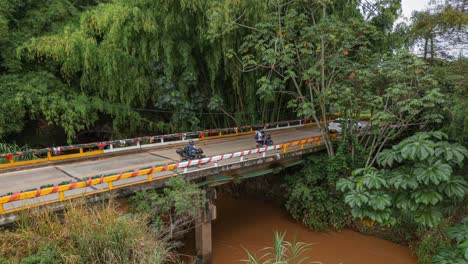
[0,201,169,264]
[241,231,319,264]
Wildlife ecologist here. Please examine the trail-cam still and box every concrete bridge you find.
[0,120,334,263]
[0,122,328,212]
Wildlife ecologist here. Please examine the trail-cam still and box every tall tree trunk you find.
[423,37,428,60]
[430,34,435,63]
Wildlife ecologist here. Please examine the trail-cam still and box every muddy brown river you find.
[201,196,417,264]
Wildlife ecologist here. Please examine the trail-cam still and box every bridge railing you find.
[0,118,322,169]
[0,134,336,214]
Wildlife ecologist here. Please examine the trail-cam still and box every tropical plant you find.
[432,219,468,264]
[241,231,316,264]
[338,131,468,227]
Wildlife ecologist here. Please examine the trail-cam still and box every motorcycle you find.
[176,147,206,161]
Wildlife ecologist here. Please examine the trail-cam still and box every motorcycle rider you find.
[186,140,198,158]
[255,127,266,147]
[264,134,273,146]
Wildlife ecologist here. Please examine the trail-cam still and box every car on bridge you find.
[328,118,365,133]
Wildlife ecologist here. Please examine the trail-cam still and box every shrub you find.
[285,141,363,231]
[0,201,169,264]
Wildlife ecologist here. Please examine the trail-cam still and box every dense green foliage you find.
[285,140,365,230]
[338,131,467,228]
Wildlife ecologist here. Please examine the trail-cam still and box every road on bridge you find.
[1,125,322,211]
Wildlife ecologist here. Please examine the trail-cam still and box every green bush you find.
[432,220,468,264]
[414,224,451,264]
[338,131,468,227]
[285,142,364,231]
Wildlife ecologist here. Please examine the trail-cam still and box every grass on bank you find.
[0,201,169,264]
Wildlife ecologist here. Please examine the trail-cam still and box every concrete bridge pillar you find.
[196,189,216,264]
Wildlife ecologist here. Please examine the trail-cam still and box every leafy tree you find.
[410,0,468,60]
[235,0,378,155]
[361,53,446,167]
[338,131,468,228]
[130,177,206,240]
[429,58,468,146]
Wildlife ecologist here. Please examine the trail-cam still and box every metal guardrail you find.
[0,134,336,214]
[0,118,320,169]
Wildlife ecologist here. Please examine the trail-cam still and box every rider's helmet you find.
[189,140,194,145]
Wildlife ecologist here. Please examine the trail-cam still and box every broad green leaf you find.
[414,208,442,227]
[376,149,402,167]
[447,223,468,243]
[414,160,452,185]
[368,193,392,210]
[413,190,443,205]
[344,190,369,207]
[395,193,419,211]
[336,178,355,192]
[362,171,387,189]
[400,139,434,161]
[435,141,468,166]
[442,176,467,198]
[388,171,419,190]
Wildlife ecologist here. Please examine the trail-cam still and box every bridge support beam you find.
[196,189,216,264]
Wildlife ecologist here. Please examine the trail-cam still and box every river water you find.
[203,196,417,264]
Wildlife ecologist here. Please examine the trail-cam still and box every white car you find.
[328,119,364,133]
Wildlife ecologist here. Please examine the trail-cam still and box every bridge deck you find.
[0,125,322,212]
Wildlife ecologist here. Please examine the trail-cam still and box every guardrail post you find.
[283,146,287,153]
[110,144,113,150]
[240,156,244,162]
[148,173,153,181]
[137,141,141,148]
[47,151,52,160]
[59,191,65,201]
[301,144,304,149]
[79,148,83,154]
[108,181,113,190]
[0,203,4,214]
[218,131,222,136]
[287,122,290,127]
[161,138,164,143]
